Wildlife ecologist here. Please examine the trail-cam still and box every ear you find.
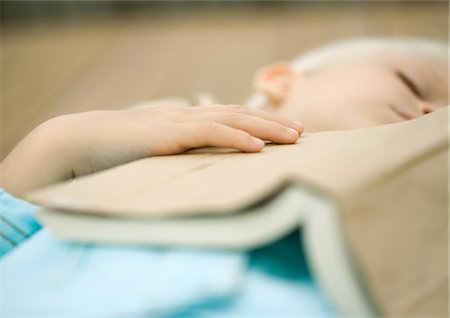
[254,63,294,107]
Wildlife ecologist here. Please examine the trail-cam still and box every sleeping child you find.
[0,37,447,316]
[1,38,446,196]
[248,37,447,130]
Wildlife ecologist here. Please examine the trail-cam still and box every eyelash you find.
[395,71,423,99]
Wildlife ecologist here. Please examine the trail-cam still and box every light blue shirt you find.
[0,189,335,317]
[0,189,42,257]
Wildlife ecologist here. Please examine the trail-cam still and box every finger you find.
[177,122,266,153]
[191,104,304,133]
[239,108,304,133]
[182,112,299,144]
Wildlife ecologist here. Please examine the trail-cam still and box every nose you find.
[419,102,440,115]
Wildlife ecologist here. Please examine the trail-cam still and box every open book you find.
[27,107,449,317]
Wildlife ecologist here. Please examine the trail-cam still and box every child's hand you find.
[0,105,302,196]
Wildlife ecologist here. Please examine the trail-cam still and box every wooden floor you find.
[1,2,448,159]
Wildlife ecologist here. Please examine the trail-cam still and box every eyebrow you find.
[395,70,423,99]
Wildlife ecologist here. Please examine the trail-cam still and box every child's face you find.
[257,52,448,131]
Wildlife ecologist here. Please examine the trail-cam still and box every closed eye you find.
[395,70,423,99]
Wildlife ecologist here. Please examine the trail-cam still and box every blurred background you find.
[1,0,448,159]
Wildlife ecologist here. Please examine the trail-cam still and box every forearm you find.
[0,118,73,197]
[0,105,302,197]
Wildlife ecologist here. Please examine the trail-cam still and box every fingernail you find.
[286,127,299,139]
[252,137,265,148]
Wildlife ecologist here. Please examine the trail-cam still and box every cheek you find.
[280,90,355,131]
[301,99,403,131]
[280,78,408,131]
